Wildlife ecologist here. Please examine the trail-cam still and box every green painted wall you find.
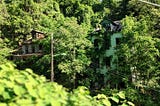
[99,33,122,74]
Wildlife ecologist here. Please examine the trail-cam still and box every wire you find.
[138,0,160,7]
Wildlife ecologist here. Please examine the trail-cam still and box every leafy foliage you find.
[0,38,11,64]
[0,63,134,106]
[115,16,160,105]
[0,0,160,105]
[55,18,92,75]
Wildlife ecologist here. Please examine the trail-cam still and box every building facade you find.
[90,20,122,86]
[12,30,45,60]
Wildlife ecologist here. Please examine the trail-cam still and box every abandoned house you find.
[11,30,45,60]
[91,20,122,74]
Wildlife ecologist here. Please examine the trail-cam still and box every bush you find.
[0,63,134,106]
[0,63,68,106]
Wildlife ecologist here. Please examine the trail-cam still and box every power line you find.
[138,0,160,7]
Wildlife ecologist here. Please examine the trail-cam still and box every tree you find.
[54,18,93,88]
[0,1,11,64]
[115,16,160,105]
[0,0,8,25]
[128,0,160,37]
[2,0,62,44]
[0,38,11,64]
[17,17,92,88]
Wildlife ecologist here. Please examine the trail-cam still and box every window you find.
[39,44,43,52]
[94,39,99,51]
[105,57,111,67]
[116,38,121,45]
[32,45,35,53]
[25,45,28,54]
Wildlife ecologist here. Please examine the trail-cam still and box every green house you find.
[89,20,123,86]
[100,32,122,74]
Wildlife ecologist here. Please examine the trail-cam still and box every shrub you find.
[0,63,134,106]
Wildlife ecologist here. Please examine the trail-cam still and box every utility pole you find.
[51,33,54,82]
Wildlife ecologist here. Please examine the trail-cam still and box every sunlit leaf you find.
[110,97,119,103]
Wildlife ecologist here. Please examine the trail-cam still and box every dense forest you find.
[0,0,160,105]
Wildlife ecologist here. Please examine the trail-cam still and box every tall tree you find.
[115,16,160,105]
[54,18,92,87]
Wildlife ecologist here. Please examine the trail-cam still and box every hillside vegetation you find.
[0,0,160,105]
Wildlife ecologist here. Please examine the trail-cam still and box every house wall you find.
[22,45,26,54]
[34,44,39,53]
[28,45,32,53]
[90,32,122,86]
[105,33,122,70]
[12,30,45,60]
[97,33,122,76]
[20,44,42,55]
[92,32,122,75]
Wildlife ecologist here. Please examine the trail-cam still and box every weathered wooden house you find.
[11,30,45,60]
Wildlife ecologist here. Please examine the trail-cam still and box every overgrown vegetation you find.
[0,63,134,106]
[0,0,160,105]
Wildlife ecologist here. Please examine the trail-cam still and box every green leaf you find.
[2,92,10,99]
[96,94,107,99]
[0,85,4,93]
[117,91,125,99]
[110,97,119,103]
[127,101,135,106]
[102,99,111,106]
[25,83,32,91]
[16,99,33,105]
[28,89,38,98]
[8,103,19,106]
[51,99,62,106]
[121,103,128,106]
[14,85,26,96]
[0,103,7,106]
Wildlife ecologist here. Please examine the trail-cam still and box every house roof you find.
[31,30,44,34]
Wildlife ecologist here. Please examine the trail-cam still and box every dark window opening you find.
[32,45,35,53]
[39,44,42,50]
[116,38,121,45]
[105,57,111,67]
[104,37,110,49]
[25,45,28,54]
[94,39,99,51]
